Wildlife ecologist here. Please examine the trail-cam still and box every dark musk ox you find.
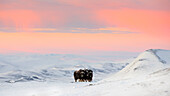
[84,69,93,82]
[74,69,93,82]
[74,69,85,82]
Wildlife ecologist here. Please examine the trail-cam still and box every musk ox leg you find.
[74,71,79,82]
[88,79,92,82]
[80,79,84,82]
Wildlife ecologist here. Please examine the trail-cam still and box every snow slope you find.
[104,49,170,81]
[92,49,170,96]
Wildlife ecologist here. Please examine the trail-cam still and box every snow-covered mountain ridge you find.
[82,49,170,96]
[100,49,170,83]
[117,49,170,77]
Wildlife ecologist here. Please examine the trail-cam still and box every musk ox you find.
[84,69,93,82]
[74,69,93,82]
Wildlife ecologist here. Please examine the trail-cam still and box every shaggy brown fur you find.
[74,69,93,82]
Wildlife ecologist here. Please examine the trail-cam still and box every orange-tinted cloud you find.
[94,8,170,39]
[0,9,67,32]
[0,10,40,32]
[56,0,170,11]
[71,27,135,34]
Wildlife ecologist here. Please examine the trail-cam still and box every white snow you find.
[0,49,170,96]
[106,49,170,80]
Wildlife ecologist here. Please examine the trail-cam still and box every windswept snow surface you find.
[0,49,170,96]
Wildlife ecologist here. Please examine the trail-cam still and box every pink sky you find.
[0,0,169,54]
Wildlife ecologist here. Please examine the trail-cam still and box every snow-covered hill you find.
[93,49,170,96]
[101,49,170,81]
